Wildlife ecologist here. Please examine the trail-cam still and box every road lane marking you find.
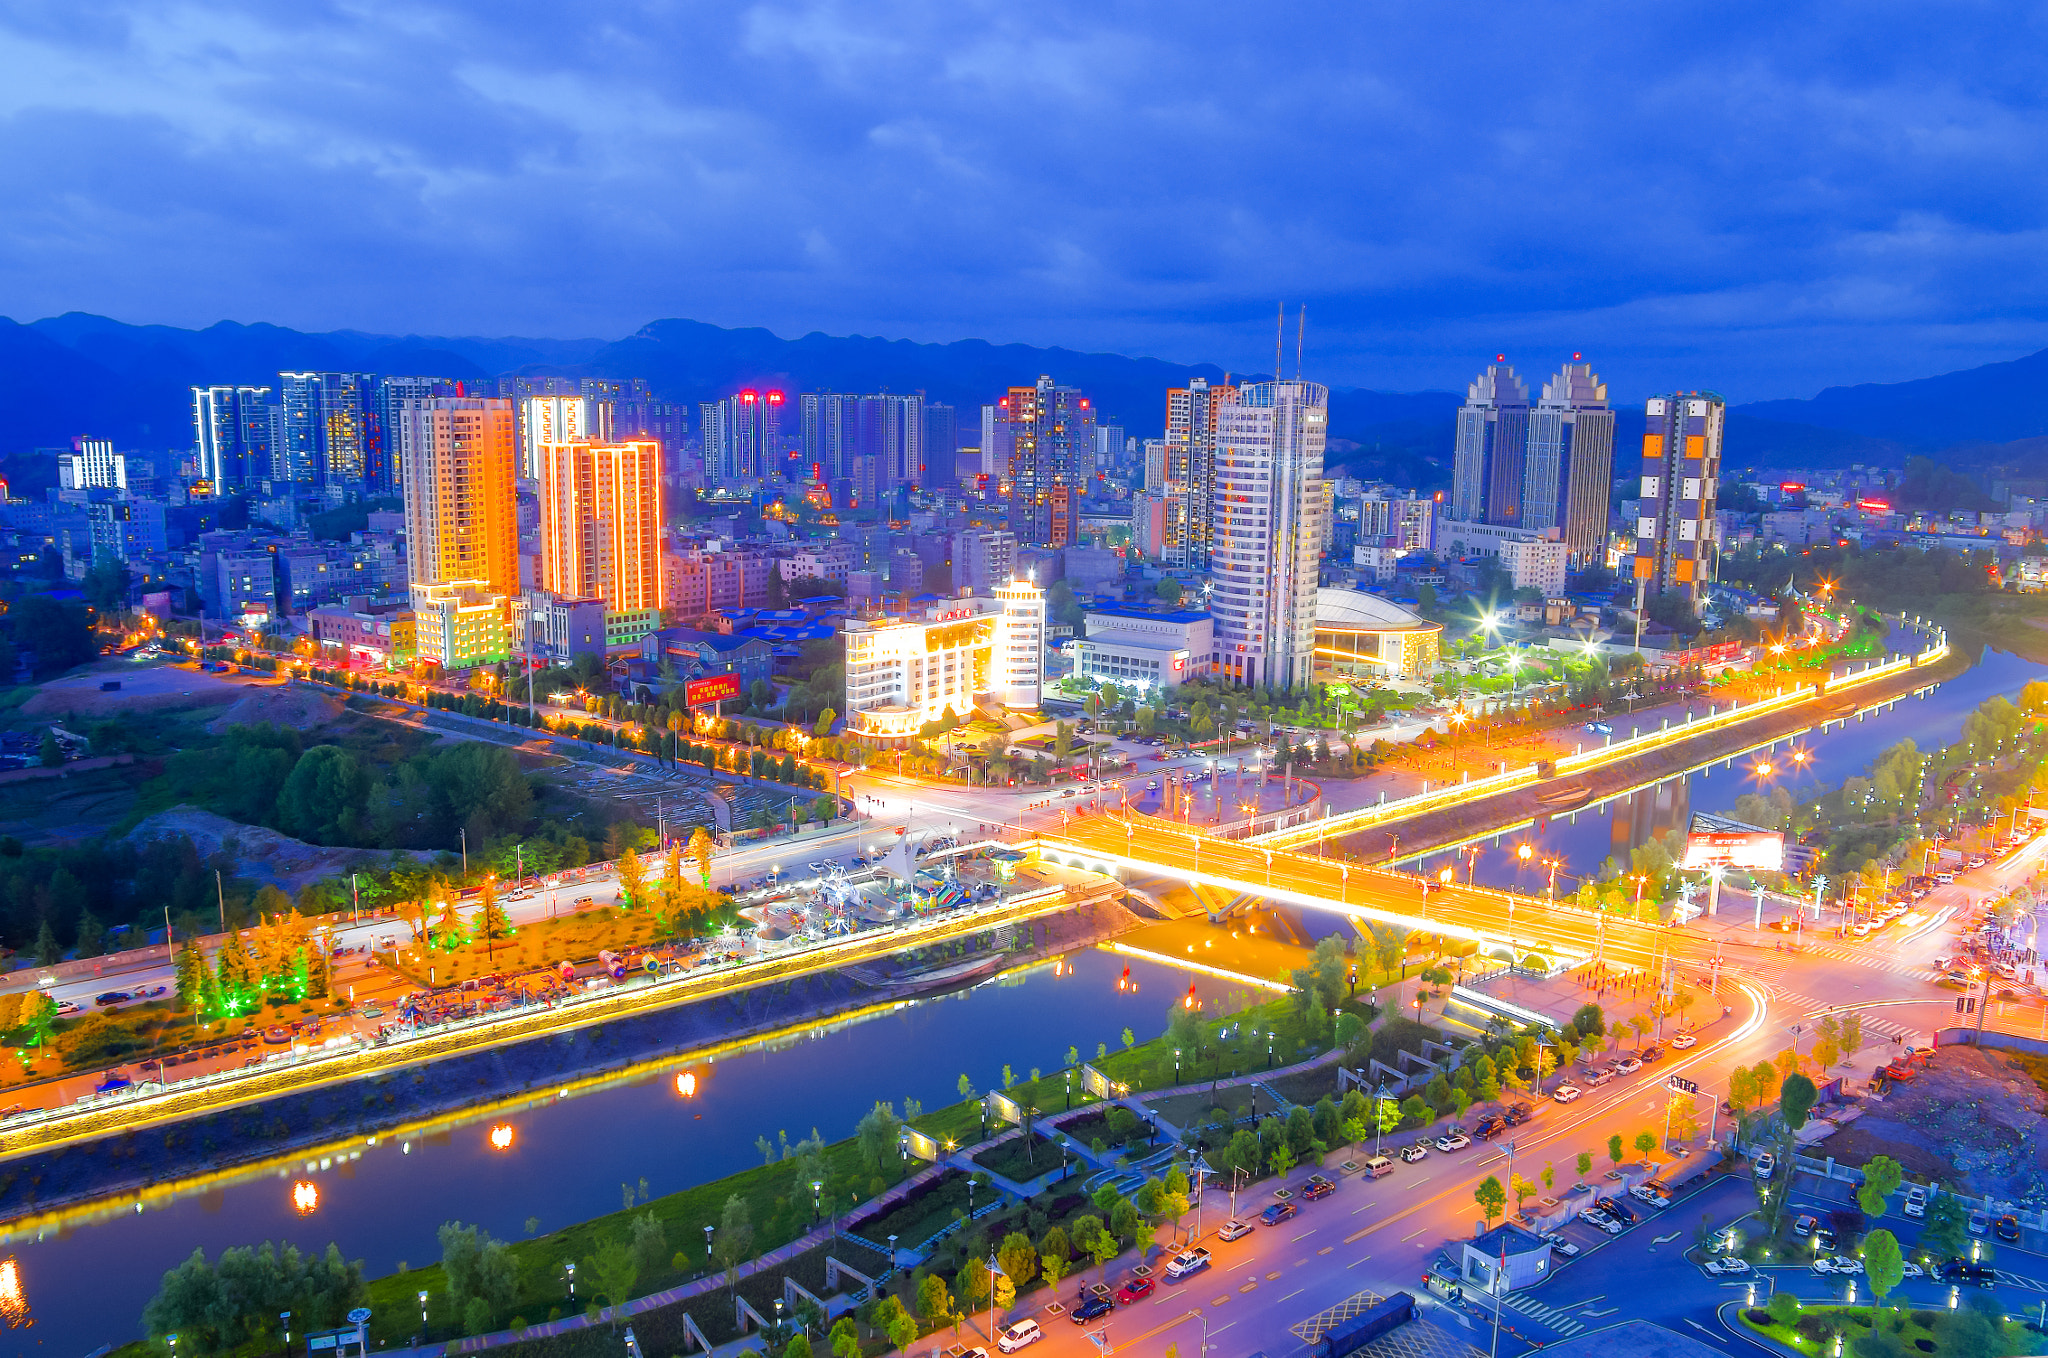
[1281,1289,1304,1302]
[1654,1231,1682,1244]
[1319,1246,1333,1255]
[1351,1203,1378,1215]
[1402,1226,1431,1241]
[1267,1270,1283,1280]
[1348,1256,1373,1267]
[1290,1230,1315,1242]
[1344,1228,1372,1244]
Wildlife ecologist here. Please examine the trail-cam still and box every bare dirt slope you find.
[1819,1044,2048,1204]
[125,805,430,891]
[205,683,344,733]
[19,663,253,718]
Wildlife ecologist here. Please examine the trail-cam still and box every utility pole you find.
[216,869,226,932]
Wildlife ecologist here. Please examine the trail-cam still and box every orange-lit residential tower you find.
[400,397,518,597]
[536,439,665,614]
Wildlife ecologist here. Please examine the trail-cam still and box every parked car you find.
[1968,1210,1989,1237]
[1583,1067,1614,1086]
[998,1319,1044,1351]
[1943,1260,1996,1289]
[1261,1202,1298,1226]
[1580,1210,1623,1236]
[1115,1278,1154,1305]
[1628,1184,1669,1210]
[1903,1185,1928,1218]
[1598,1196,1637,1224]
[1616,1056,1643,1075]
[1541,1232,1580,1258]
[1400,1143,1430,1163]
[1301,1175,1335,1201]
[1071,1295,1114,1323]
[1164,1247,1212,1280]
[1217,1220,1253,1242]
[1552,1084,1582,1104]
[1435,1132,1471,1152]
[1814,1256,1863,1276]
[1754,1152,1776,1181]
[1503,1102,1534,1126]
[93,991,132,1007]
[1639,1045,1665,1063]
[1995,1214,2021,1241]
[1704,1258,1751,1276]
[1475,1115,1509,1141]
[1670,1033,1697,1049]
[53,1000,80,1017]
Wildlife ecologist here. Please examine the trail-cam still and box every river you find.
[6,947,1238,1357]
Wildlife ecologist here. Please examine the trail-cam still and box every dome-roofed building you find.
[1313,587,1442,681]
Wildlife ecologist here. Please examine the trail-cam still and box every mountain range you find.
[0,312,2041,488]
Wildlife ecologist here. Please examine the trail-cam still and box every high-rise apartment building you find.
[371,377,456,496]
[278,372,372,486]
[1162,377,1237,569]
[191,386,273,489]
[536,439,665,616]
[999,376,1095,547]
[922,402,958,487]
[521,396,609,480]
[1208,380,1327,690]
[1633,393,1725,607]
[1450,363,1529,525]
[400,397,518,598]
[698,389,786,488]
[799,393,922,504]
[1524,361,1616,566]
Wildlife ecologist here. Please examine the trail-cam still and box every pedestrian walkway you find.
[1498,1288,1589,1336]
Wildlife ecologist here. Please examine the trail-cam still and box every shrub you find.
[1795,1315,1837,1344]
[1743,1309,1773,1326]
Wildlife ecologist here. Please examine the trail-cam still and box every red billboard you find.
[684,672,742,707]
[1681,830,1785,871]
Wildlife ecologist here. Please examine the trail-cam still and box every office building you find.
[1358,495,1436,551]
[1450,363,1529,525]
[699,389,786,488]
[57,437,127,492]
[998,376,1095,546]
[1131,492,1168,558]
[1208,380,1327,690]
[1070,605,1211,692]
[190,386,273,489]
[1437,518,1568,595]
[400,396,518,602]
[1524,361,1616,566]
[278,372,372,486]
[536,439,664,648]
[841,582,1045,741]
[412,581,510,670]
[1633,393,1726,606]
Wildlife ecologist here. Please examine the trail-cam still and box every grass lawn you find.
[1739,1302,2035,1357]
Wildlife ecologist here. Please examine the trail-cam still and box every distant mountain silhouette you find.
[0,311,2015,475]
[1735,347,2048,448]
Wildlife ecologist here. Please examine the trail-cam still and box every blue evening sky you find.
[0,1,2040,399]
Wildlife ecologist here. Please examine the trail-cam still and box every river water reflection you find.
[13,948,1238,1356]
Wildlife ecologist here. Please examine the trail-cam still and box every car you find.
[1302,1176,1335,1201]
[1540,1231,1581,1257]
[1552,1084,1582,1104]
[1640,1045,1665,1063]
[1671,1033,1697,1049]
[1216,1219,1253,1242]
[1435,1132,1471,1152]
[1884,1061,1919,1082]
[1616,1056,1643,1074]
[1581,1211,1623,1235]
[1815,1256,1864,1276]
[1475,1115,1509,1141]
[1995,1214,2021,1241]
[93,991,133,1007]
[1503,1101,1534,1126]
[1704,1258,1752,1276]
[1903,1185,1928,1218]
[360,1004,385,1019]
[1754,1152,1776,1181]
[1899,1261,1926,1281]
[1261,1202,1298,1226]
[1116,1278,1154,1305]
[1968,1210,1989,1237]
[1164,1247,1212,1279]
[1059,788,1077,798]
[1943,1259,1996,1289]
[1400,1143,1430,1162]
[1583,1067,1614,1086]
[1629,1184,1669,1210]
[54,1000,80,1017]
[1598,1196,1637,1224]
[998,1318,1044,1351]
[1072,1295,1114,1323]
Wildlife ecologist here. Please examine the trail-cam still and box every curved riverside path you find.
[379,1045,1350,1358]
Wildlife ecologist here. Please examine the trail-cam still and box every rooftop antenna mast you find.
[1295,305,1306,379]
[1275,303,1285,382]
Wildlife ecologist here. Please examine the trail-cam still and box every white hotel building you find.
[842,582,1046,742]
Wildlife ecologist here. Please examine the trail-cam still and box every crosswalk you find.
[1741,980,1925,1044]
[1498,1289,1588,1336]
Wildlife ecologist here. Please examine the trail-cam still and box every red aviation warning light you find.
[740,389,758,403]
[767,390,785,405]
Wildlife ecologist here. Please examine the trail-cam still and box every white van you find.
[1361,1155,1395,1179]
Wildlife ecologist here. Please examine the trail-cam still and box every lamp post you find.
[418,1290,430,1333]
[566,1262,576,1298]
[811,1178,823,1227]
[986,1247,1006,1346]
[703,1225,713,1271]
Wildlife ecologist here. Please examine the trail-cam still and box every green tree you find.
[1921,1195,1971,1260]
[1862,1228,1905,1319]
[275,746,370,843]
[629,1211,668,1284]
[1858,1156,1904,1218]
[1607,1133,1625,1168]
[1474,1175,1506,1226]
[829,1317,860,1358]
[997,1231,1039,1289]
[584,1239,639,1318]
[1633,1130,1657,1160]
[714,1193,754,1290]
[1780,1073,1819,1130]
[856,1101,904,1176]
[917,1271,954,1327]
[1575,1151,1592,1185]
[875,1295,917,1351]
[37,731,62,768]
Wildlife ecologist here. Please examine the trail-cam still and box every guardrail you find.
[1253,617,1946,852]
[0,881,1077,1155]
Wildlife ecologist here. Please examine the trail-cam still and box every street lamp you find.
[703,1225,713,1269]
[565,1262,575,1298]
[418,1290,430,1331]
[811,1178,823,1226]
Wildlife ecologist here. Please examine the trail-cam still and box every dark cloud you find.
[0,0,2044,399]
